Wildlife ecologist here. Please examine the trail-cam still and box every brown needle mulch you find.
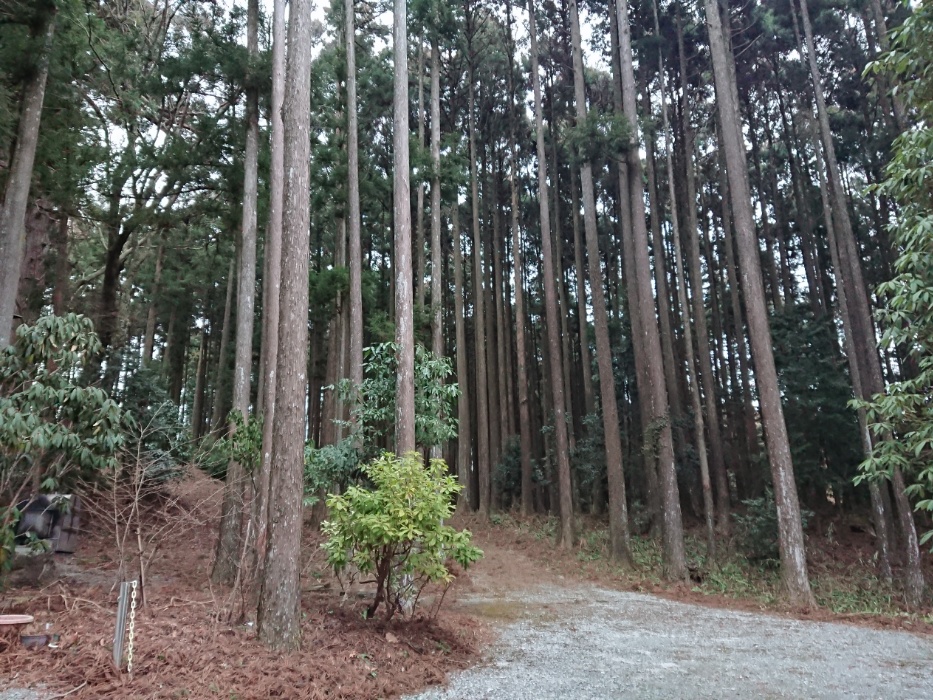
[0,471,486,699]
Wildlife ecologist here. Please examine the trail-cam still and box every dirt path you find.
[409,538,933,700]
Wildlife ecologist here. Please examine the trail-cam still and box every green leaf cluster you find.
[321,452,482,619]
[0,314,128,569]
[857,3,933,542]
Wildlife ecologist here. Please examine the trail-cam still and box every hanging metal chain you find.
[126,580,138,674]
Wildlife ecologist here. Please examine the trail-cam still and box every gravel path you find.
[408,582,933,700]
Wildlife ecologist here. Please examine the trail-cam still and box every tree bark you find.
[706,0,813,605]
[530,0,575,548]
[466,9,491,514]
[214,0,261,587]
[452,204,473,510]
[254,0,287,590]
[0,9,55,348]
[568,0,632,560]
[257,0,315,650]
[677,17,730,534]
[615,0,684,576]
[393,0,415,455]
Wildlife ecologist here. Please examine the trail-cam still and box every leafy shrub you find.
[734,488,813,563]
[0,314,128,574]
[334,342,459,459]
[119,365,190,480]
[303,439,358,506]
[321,452,482,619]
[196,410,262,480]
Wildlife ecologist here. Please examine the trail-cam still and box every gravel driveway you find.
[408,582,933,700]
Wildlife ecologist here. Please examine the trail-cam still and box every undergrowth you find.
[484,513,928,621]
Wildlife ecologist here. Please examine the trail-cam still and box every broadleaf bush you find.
[321,452,482,619]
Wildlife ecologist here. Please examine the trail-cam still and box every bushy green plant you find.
[734,488,813,563]
[306,342,459,504]
[0,314,128,573]
[303,439,358,506]
[321,452,482,619]
[119,365,190,479]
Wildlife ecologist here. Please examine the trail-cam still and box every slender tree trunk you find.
[411,44,426,311]
[530,0,575,548]
[254,0,287,590]
[257,0,315,650]
[615,0,683,576]
[214,0,261,588]
[654,0,714,558]
[0,10,55,348]
[393,0,415,455]
[570,168,595,419]
[466,30,491,515]
[505,0,533,516]
[677,17,730,534]
[192,326,209,442]
[211,258,236,434]
[429,39,443,360]
[452,204,473,509]
[570,0,632,559]
[706,0,813,605]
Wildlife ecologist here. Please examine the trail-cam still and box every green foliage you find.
[492,436,522,506]
[303,439,358,507]
[336,342,459,458]
[120,366,190,482]
[734,488,813,562]
[563,111,631,167]
[858,3,933,541]
[770,305,861,505]
[0,314,127,496]
[0,314,127,571]
[571,413,607,499]
[321,452,482,619]
[198,410,262,480]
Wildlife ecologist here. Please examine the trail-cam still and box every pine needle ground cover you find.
[0,470,485,699]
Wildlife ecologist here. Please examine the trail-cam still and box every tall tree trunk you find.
[393,0,415,455]
[654,0,715,558]
[192,326,209,441]
[211,258,236,434]
[530,0,574,548]
[705,0,813,605]
[254,0,287,589]
[452,204,473,509]
[506,0,533,516]
[806,0,922,601]
[0,9,55,348]
[429,39,443,360]
[569,0,632,560]
[214,0,261,587]
[466,19,491,514]
[415,43,427,311]
[570,167,596,420]
[677,17,730,534]
[257,0,315,650]
[615,0,683,576]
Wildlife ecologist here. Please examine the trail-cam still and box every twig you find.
[47,681,88,699]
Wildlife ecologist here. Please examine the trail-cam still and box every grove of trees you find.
[2,0,931,647]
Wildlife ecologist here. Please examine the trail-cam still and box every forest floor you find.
[3,474,933,699]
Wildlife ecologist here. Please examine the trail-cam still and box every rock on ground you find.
[407,583,933,700]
